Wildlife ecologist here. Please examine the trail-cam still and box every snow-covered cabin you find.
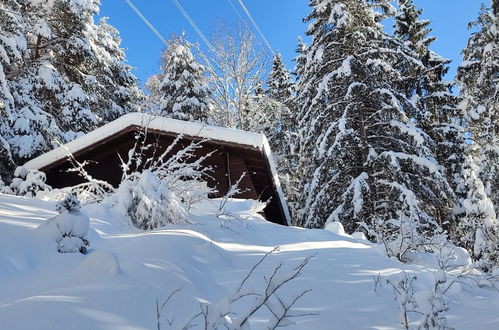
[24,113,290,225]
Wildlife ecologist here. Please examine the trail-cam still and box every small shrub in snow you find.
[112,169,188,229]
[386,272,418,330]
[180,247,317,330]
[56,192,81,214]
[217,173,248,218]
[419,270,453,330]
[37,193,89,254]
[155,247,317,330]
[64,149,115,204]
[8,166,52,197]
[104,132,213,230]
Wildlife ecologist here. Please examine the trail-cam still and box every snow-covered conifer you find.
[292,37,308,84]
[267,53,293,103]
[394,0,463,231]
[394,0,435,59]
[242,90,282,138]
[0,0,27,181]
[453,148,499,271]
[8,165,51,197]
[3,0,142,169]
[457,2,499,213]
[455,2,499,270]
[146,34,210,122]
[37,193,89,254]
[292,0,453,259]
[88,18,144,122]
[262,53,299,212]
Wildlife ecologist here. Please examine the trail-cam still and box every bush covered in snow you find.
[56,192,81,214]
[109,169,187,229]
[36,193,89,254]
[103,134,212,230]
[6,166,51,197]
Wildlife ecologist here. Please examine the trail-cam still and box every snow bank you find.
[77,250,121,277]
[324,221,348,236]
[0,194,498,329]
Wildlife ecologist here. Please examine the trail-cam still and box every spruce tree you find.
[394,0,463,228]
[267,53,293,103]
[3,0,142,166]
[458,2,499,211]
[89,18,143,122]
[293,0,453,259]
[292,37,308,84]
[0,0,28,180]
[454,148,499,271]
[146,34,211,122]
[456,1,499,270]
[265,53,299,214]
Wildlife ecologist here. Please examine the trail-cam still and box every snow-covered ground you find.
[0,193,498,329]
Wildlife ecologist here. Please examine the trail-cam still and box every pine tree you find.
[394,0,434,59]
[282,37,310,215]
[267,53,293,103]
[457,2,499,212]
[2,0,142,167]
[292,0,453,259]
[88,18,143,122]
[146,34,210,122]
[456,1,499,270]
[292,37,308,84]
[393,0,463,229]
[0,0,28,180]
[242,89,284,140]
[264,53,299,214]
[454,148,499,271]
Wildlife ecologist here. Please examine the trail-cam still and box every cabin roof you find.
[25,113,268,170]
[24,113,291,225]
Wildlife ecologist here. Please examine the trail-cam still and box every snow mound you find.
[77,250,121,277]
[351,231,367,240]
[324,221,348,236]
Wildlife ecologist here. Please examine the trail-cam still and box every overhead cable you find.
[225,0,267,51]
[123,0,168,46]
[171,0,215,53]
[236,0,274,55]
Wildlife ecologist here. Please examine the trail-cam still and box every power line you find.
[236,0,274,55]
[122,0,168,46]
[225,0,252,33]
[171,0,215,53]
[225,0,267,52]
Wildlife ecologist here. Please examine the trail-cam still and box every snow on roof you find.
[24,113,291,225]
[25,113,266,170]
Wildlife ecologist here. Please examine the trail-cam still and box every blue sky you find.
[99,1,484,86]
